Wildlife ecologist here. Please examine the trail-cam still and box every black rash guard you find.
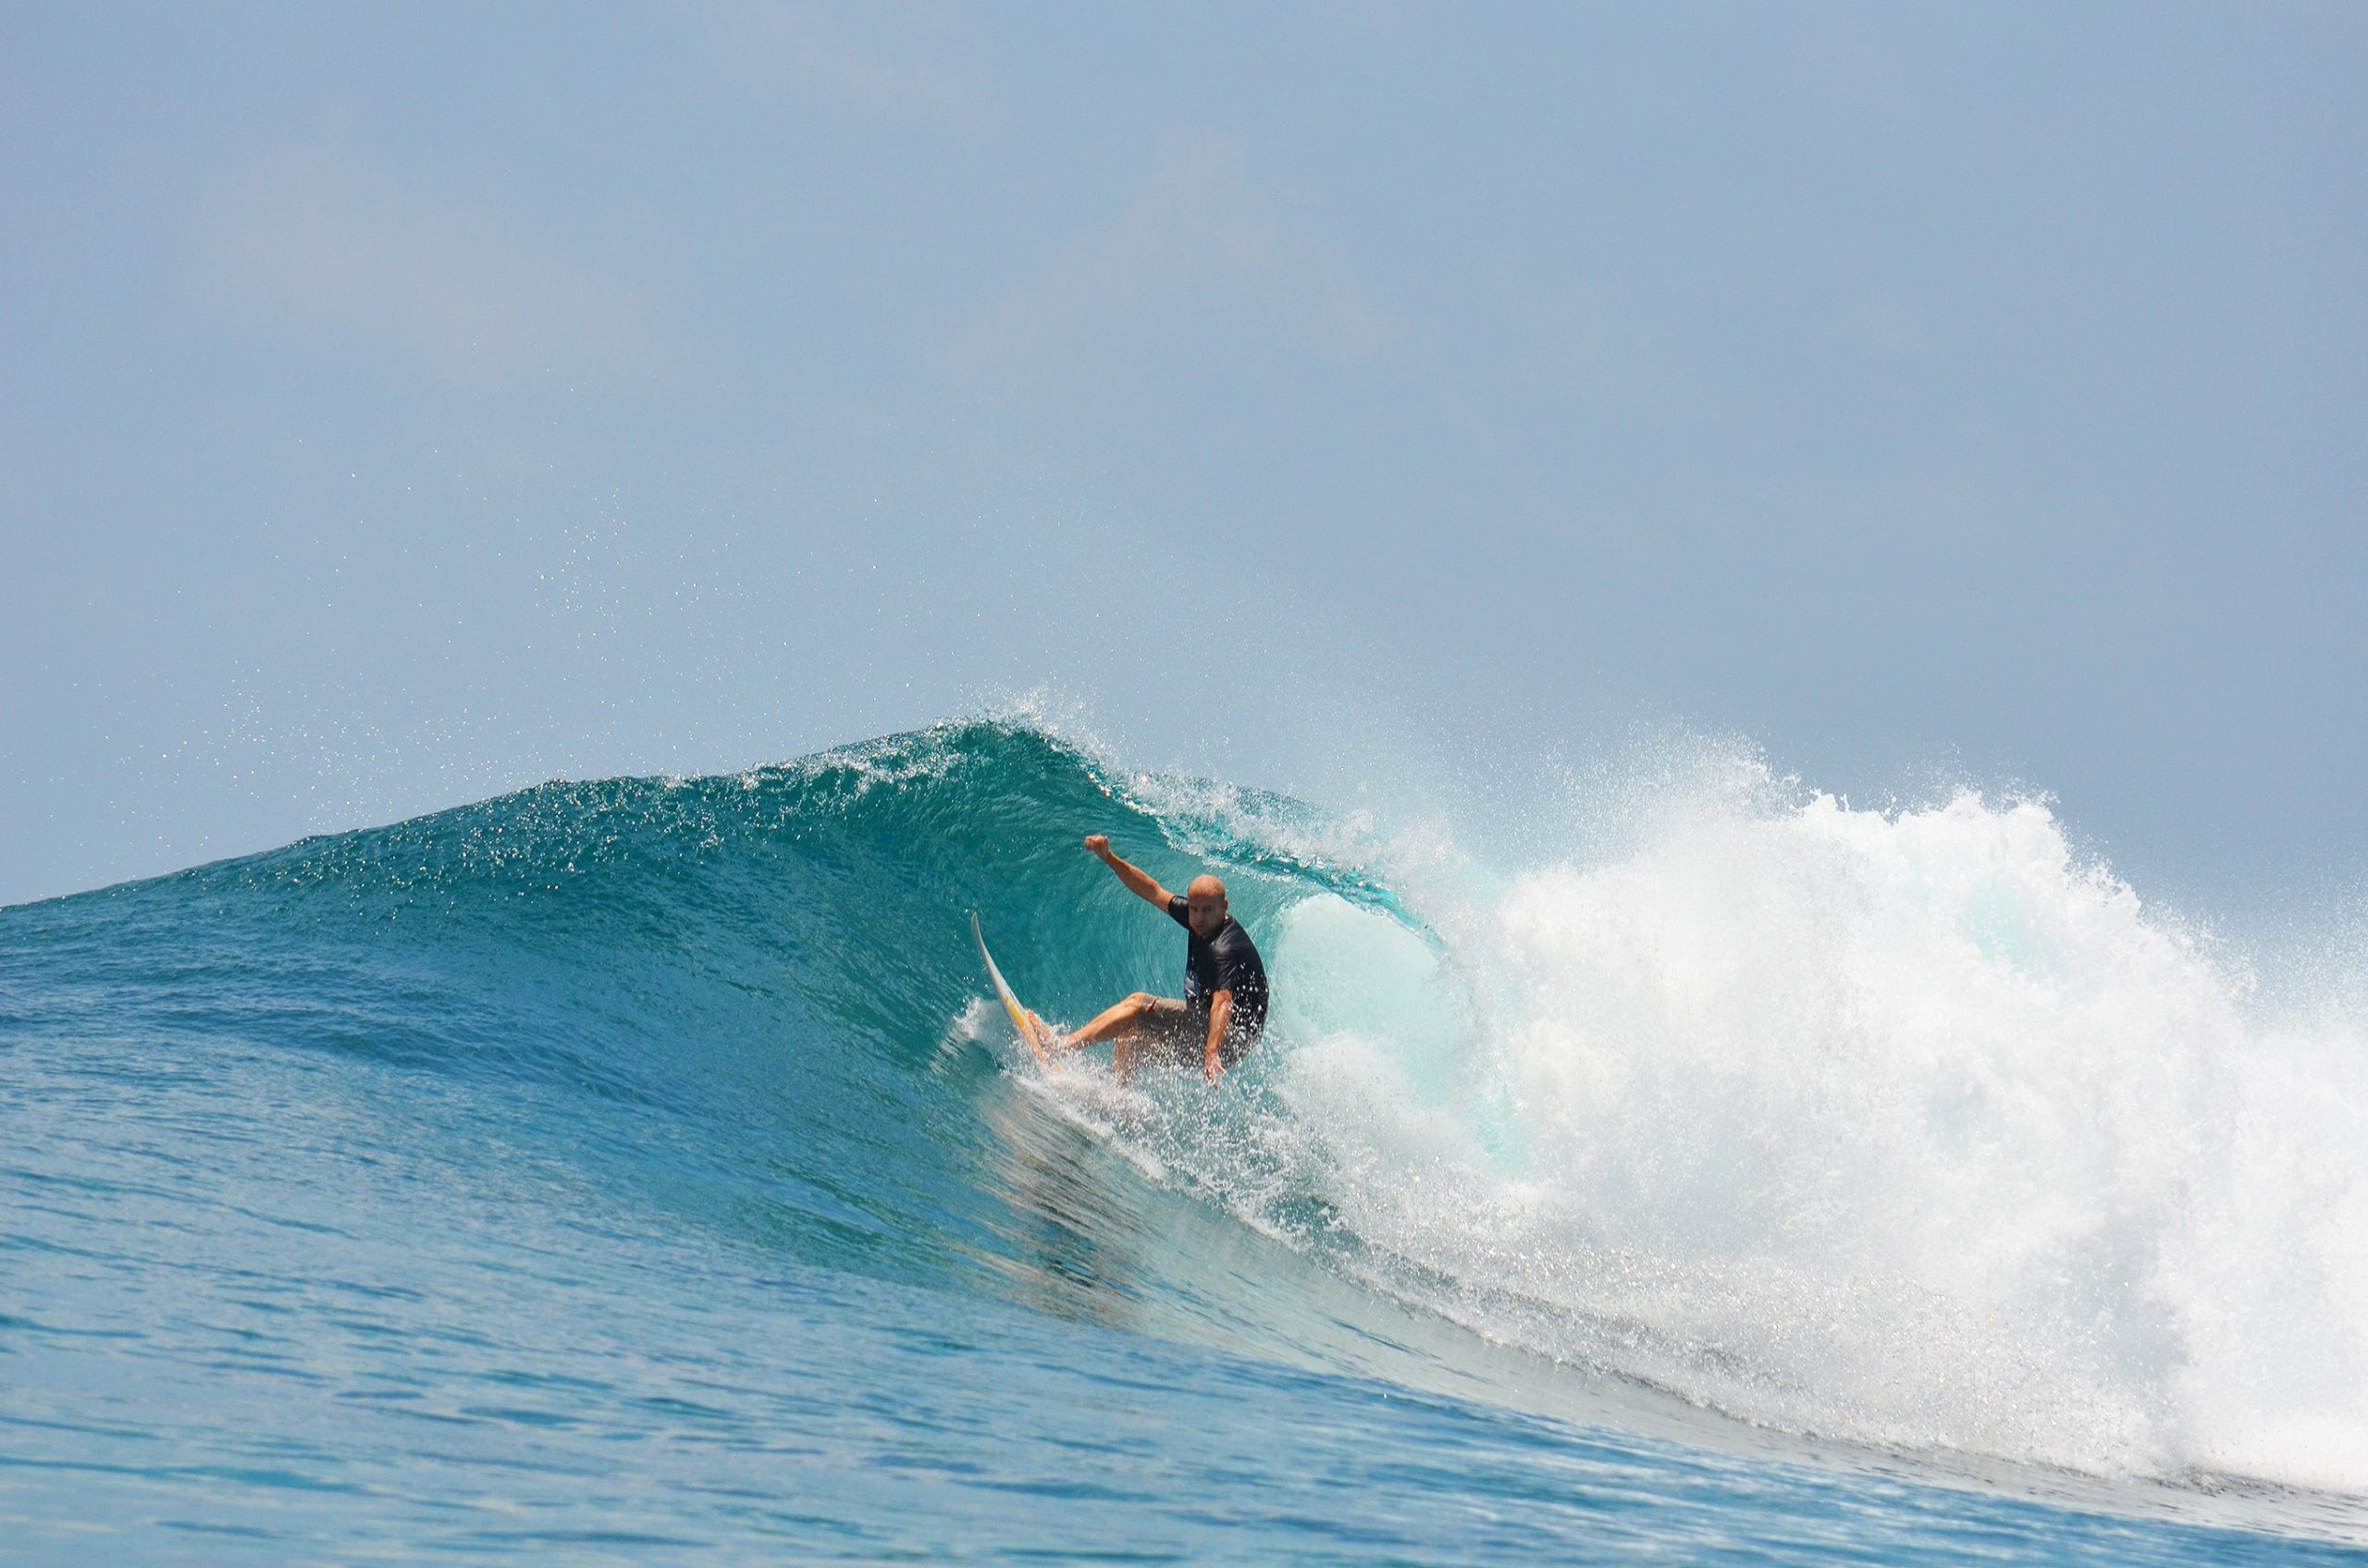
[1166,895,1270,1043]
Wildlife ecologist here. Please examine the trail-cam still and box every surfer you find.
[1046,834,1270,1085]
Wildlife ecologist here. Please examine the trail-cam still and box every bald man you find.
[1050,834,1270,1084]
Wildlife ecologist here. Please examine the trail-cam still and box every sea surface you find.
[5,721,2364,1563]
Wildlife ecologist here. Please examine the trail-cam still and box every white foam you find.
[1247,787,2368,1490]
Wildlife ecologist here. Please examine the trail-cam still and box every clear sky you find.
[4,2,2363,910]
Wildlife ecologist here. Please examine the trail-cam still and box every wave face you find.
[4,719,2364,1559]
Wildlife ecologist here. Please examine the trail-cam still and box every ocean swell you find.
[8,718,2362,1503]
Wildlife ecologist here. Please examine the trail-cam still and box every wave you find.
[9,718,2362,1498]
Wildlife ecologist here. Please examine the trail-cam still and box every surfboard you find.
[971,911,1056,1065]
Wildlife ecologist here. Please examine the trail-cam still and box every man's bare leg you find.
[1038,993,1184,1082]
[1047,993,1156,1051]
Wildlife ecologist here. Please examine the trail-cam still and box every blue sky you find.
[4,2,2363,908]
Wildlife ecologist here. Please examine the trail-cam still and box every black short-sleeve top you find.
[1166,894,1269,1041]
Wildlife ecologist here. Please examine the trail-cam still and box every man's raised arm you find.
[1083,835,1172,908]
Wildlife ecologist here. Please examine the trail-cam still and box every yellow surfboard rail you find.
[971,911,1055,1065]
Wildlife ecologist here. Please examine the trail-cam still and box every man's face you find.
[1185,888,1227,938]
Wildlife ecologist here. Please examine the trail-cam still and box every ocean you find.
[4,719,2362,1563]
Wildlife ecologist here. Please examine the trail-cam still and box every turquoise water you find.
[4,722,2362,1562]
